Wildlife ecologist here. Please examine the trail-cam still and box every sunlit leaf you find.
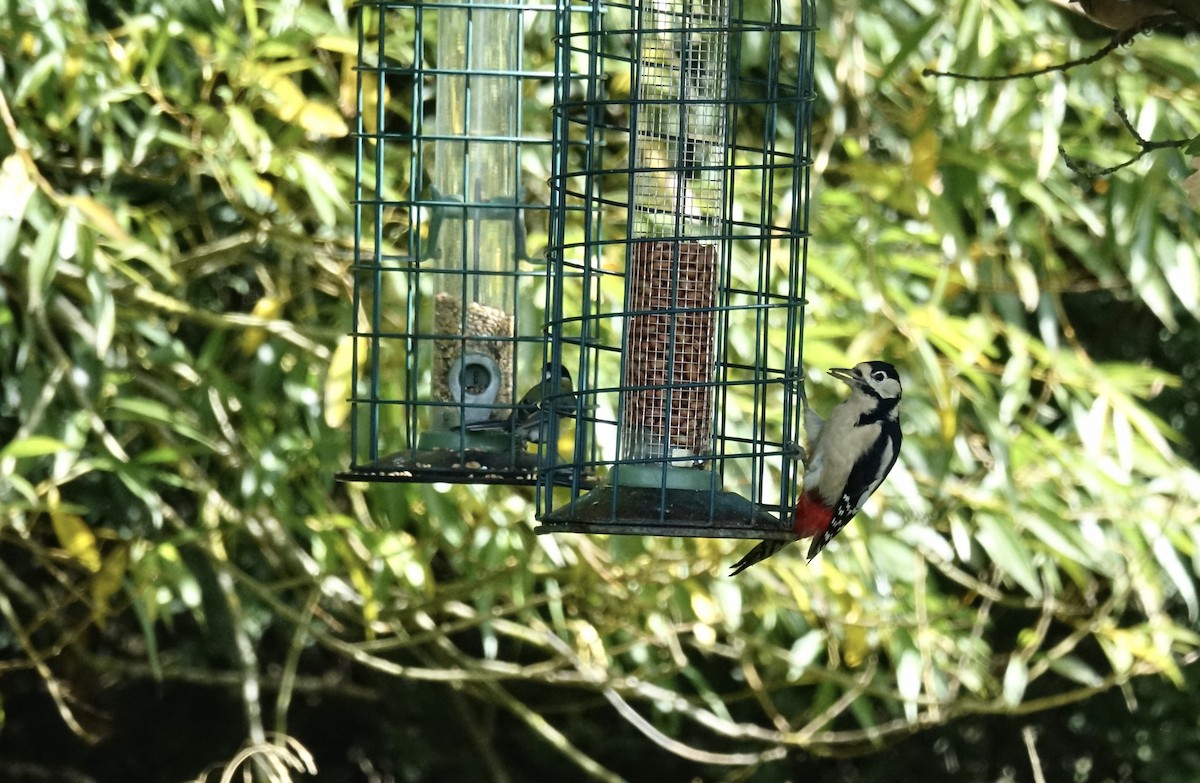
[63,194,127,242]
[51,510,102,574]
[1047,655,1103,688]
[1151,532,1198,622]
[2,435,70,458]
[325,332,368,428]
[976,514,1043,599]
[314,34,358,55]
[294,150,346,226]
[895,647,922,722]
[0,154,38,260]
[1001,656,1028,706]
[240,295,284,356]
[296,101,349,139]
[92,541,130,627]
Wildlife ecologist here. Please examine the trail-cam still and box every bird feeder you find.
[341,0,570,484]
[537,0,816,538]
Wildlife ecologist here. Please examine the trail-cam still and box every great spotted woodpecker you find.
[730,361,903,574]
[464,363,577,445]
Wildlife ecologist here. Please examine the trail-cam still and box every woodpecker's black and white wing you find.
[805,415,901,561]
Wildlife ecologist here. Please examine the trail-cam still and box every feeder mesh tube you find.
[622,242,717,461]
[428,0,521,427]
[631,0,729,238]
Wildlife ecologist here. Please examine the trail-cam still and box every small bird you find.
[464,363,577,444]
[1068,0,1176,30]
[730,361,903,575]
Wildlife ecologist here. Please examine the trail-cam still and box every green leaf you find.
[51,510,102,573]
[1047,655,1103,688]
[976,514,1043,599]
[294,151,346,226]
[1,436,71,458]
[0,155,38,260]
[1002,657,1028,707]
[786,631,824,679]
[878,15,940,86]
[896,648,922,723]
[1151,533,1198,622]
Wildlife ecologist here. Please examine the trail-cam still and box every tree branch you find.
[922,16,1170,82]
[1061,95,1196,176]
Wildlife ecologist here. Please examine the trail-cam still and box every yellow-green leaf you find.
[62,194,128,242]
[315,34,359,55]
[325,332,368,428]
[92,542,130,627]
[2,435,70,458]
[240,295,284,356]
[51,511,102,573]
[297,101,349,138]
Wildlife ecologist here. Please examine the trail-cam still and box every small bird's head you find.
[521,363,575,407]
[538,363,574,394]
[553,364,576,400]
[542,363,572,384]
[828,361,902,401]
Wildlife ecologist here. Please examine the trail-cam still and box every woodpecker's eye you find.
[872,371,887,382]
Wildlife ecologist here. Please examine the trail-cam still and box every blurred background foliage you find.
[0,0,1198,781]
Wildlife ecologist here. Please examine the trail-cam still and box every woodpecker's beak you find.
[827,367,860,388]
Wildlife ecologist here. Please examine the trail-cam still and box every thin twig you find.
[85,654,381,701]
[480,613,789,766]
[913,551,941,722]
[740,659,791,732]
[0,585,98,742]
[449,690,514,783]
[1023,725,1048,783]
[1061,94,1195,177]
[790,658,880,745]
[477,680,626,783]
[922,17,1167,82]
[274,591,320,738]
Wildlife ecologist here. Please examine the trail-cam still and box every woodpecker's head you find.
[828,361,902,402]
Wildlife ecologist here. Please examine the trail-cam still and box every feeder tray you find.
[337,438,538,485]
[339,430,602,486]
[537,465,791,539]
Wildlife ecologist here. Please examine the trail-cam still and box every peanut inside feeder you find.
[622,240,717,462]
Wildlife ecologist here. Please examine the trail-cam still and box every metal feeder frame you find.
[341,0,578,485]
[536,0,817,539]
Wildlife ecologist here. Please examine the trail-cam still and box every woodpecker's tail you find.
[729,539,792,575]
[729,491,836,575]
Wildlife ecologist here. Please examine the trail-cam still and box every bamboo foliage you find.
[0,0,1198,778]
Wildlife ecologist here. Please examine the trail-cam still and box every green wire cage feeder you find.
[342,0,574,484]
[535,0,817,538]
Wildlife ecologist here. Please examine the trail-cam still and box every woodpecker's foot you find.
[786,441,808,468]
